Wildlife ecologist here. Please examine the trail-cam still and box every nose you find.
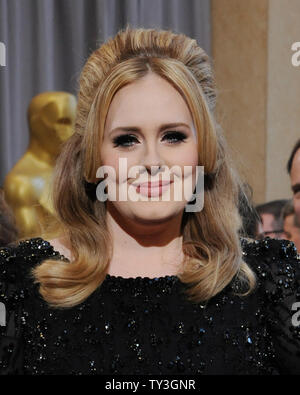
[140,142,165,176]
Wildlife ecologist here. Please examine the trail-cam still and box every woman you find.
[0,27,299,375]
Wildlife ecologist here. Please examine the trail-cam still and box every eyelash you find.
[112,131,187,148]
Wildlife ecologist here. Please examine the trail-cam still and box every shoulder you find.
[0,237,67,317]
[240,236,299,261]
[240,236,299,269]
[0,237,66,284]
[240,237,300,374]
[0,237,64,374]
[1,237,66,262]
[240,236,300,300]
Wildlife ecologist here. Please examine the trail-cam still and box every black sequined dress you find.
[0,237,300,375]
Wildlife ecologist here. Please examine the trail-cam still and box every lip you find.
[133,180,173,197]
[137,180,173,188]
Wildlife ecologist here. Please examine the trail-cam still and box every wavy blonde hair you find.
[33,26,256,308]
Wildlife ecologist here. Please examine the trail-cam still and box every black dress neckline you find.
[104,273,180,282]
[46,238,182,284]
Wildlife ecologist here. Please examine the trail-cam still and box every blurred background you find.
[0,0,300,244]
[0,0,210,189]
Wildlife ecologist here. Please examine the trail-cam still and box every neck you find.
[106,202,185,278]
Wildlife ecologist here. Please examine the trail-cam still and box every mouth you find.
[133,180,174,197]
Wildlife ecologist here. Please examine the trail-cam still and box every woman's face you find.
[100,72,199,225]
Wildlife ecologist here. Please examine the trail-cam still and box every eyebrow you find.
[109,122,191,135]
[292,183,300,194]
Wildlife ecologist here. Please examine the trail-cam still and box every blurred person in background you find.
[287,139,300,225]
[0,188,18,246]
[281,199,300,252]
[255,200,287,239]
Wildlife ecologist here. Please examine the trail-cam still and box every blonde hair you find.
[33,26,256,308]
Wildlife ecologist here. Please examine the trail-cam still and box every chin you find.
[107,200,186,225]
[128,201,185,222]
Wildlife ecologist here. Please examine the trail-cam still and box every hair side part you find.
[32,26,256,308]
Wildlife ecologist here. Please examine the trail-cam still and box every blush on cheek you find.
[173,148,198,167]
[100,152,120,175]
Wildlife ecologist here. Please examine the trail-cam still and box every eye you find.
[112,131,188,148]
[112,134,139,148]
[162,131,187,144]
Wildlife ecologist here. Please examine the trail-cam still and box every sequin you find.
[0,236,300,374]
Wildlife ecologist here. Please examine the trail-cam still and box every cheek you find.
[100,149,138,187]
[174,143,199,168]
[171,146,199,199]
[178,146,199,181]
[101,143,122,178]
[167,146,199,188]
[101,144,118,168]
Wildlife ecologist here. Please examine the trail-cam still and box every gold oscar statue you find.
[4,91,76,238]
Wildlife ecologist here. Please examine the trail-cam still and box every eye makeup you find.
[112,131,187,148]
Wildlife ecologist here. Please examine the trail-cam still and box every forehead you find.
[291,148,300,184]
[105,73,193,129]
